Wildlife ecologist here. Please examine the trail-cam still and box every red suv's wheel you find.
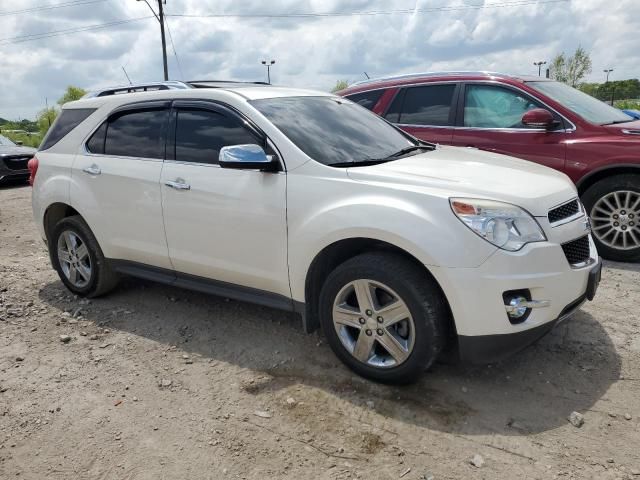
[583,174,640,262]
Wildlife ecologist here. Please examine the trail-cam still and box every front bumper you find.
[0,155,30,182]
[429,228,600,364]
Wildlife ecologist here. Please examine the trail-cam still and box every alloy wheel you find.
[590,190,640,251]
[57,230,92,288]
[332,279,415,368]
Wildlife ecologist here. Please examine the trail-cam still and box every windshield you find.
[250,96,417,166]
[528,81,633,125]
[0,135,17,146]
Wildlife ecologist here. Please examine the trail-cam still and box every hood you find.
[345,145,576,217]
[0,145,37,157]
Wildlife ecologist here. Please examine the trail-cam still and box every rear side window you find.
[396,84,457,126]
[40,108,96,151]
[174,109,258,164]
[103,109,168,159]
[345,90,384,111]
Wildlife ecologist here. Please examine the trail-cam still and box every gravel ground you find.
[1,183,639,479]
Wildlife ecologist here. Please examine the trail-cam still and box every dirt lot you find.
[1,184,639,479]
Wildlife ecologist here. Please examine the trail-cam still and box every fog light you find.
[507,296,529,319]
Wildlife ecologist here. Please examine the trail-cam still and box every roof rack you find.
[188,80,271,88]
[83,81,193,98]
[350,71,512,87]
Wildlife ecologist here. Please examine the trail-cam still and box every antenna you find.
[122,66,133,85]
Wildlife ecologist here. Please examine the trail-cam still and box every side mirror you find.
[521,108,556,130]
[219,144,278,171]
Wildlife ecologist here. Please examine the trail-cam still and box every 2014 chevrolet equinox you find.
[29,81,601,383]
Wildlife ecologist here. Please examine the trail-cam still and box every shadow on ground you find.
[38,274,620,437]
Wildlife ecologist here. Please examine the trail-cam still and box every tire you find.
[319,252,449,384]
[582,174,640,262]
[49,215,119,297]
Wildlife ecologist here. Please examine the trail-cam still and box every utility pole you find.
[261,60,275,84]
[137,0,168,81]
[604,68,614,83]
[533,61,546,77]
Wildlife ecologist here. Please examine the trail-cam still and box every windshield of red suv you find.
[251,96,419,166]
[528,81,633,125]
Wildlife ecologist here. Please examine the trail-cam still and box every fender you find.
[575,162,640,193]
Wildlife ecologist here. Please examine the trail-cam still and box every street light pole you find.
[533,61,547,77]
[137,0,169,81]
[261,59,275,84]
[604,68,614,83]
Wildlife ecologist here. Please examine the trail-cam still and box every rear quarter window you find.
[39,108,96,151]
[344,90,385,111]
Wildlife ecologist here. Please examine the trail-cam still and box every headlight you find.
[450,198,546,251]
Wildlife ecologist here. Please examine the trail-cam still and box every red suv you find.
[338,72,640,262]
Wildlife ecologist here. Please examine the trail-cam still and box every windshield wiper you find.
[329,159,395,168]
[383,144,434,159]
[603,119,633,125]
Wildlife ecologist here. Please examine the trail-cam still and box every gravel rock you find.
[254,410,272,418]
[15,356,24,362]
[470,454,485,468]
[59,335,71,343]
[568,411,584,428]
[286,397,296,406]
[160,379,172,388]
[625,413,633,421]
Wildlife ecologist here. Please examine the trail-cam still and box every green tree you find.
[550,46,592,87]
[57,85,87,105]
[37,107,58,135]
[331,80,349,93]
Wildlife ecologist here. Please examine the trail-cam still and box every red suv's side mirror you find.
[522,108,556,129]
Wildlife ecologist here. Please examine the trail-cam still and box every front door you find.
[384,83,459,144]
[160,102,290,298]
[451,83,568,172]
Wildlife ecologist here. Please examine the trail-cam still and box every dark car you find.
[0,134,36,184]
[338,72,640,262]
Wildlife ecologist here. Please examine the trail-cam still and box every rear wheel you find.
[319,252,448,384]
[583,174,640,262]
[50,215,118,297]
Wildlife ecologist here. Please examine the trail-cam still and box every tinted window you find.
[398,84,456,126]
[86,122,107,154]
[40,108,96,151]
[345,90,384,110]
[251,96,415,166]
[175,109,258,164]
[104,109,167,159]
[464,85,543,129]
[384,90,405,123]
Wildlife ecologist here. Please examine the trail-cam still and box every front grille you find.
[548,199,580,224]
[2,155,31,171]
[561,235,590,265]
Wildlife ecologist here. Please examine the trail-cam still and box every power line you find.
[0,16,154,46]
[164,17,185,80]
[167,0,569,19]
[0,0,108,17]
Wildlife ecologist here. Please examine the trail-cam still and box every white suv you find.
[30,81,601,383]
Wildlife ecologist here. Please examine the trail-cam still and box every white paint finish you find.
[159,162,290,297]
[69,154,172,269]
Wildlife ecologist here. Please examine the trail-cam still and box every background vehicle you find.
[338,72,640,262]
[0,134,36,184]
[622,109,640,120]
[30,81,599,383]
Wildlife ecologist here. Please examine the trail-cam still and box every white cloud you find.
[0,0,639,120]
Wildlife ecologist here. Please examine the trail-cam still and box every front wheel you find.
[583,174,640,262]
[319,252,449,384]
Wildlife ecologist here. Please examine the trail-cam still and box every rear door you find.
[451,83,568,171]
[160,101,289,298]
[71,101,172,269]
[383,83,459,144]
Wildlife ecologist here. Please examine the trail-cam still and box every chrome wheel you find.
[332,279,415,368]
[590,190,640,250]
[57,230,92,288]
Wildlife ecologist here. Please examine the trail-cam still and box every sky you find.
[1,0,639,120]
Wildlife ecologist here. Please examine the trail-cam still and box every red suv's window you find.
[385,84,457,126]
[345,90,385,111]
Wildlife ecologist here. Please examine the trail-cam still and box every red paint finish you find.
[337,73,640,193]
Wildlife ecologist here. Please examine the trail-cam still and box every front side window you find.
[344,90,385,111]
[104,109,167,159]
[464,85,542,129]
[251,96,416,166]
[174,109,258,164]
[397,84,457,126]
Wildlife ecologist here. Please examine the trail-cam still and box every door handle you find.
[165,179,191,190]
[82,164,101,175]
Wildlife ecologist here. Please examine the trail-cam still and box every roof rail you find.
[350,71,512,87]
[188,80,271,88]
[83,81,193,98]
